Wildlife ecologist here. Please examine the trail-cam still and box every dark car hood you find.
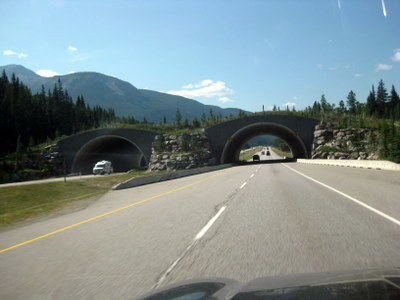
[137,268,400,299]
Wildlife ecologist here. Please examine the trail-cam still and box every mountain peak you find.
[0,64,246,122]
[1,64,40,78]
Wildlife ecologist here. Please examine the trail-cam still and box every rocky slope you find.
[312,122,379,160]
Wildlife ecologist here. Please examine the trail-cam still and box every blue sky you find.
[1,0,399,113]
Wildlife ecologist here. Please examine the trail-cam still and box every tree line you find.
[0,71,117,155]
[300,80,400,121]
[1,72,399,162]
[297,79,400,162]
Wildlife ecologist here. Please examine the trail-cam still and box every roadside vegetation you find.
[270,147,293,159]
[1,73,400,184]
[0,171,148,229]
[239,147,263,161]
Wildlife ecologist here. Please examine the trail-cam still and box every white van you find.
[93,160,113,175]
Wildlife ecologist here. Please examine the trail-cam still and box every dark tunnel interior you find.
[72,136,146,174]
[221,122,308,163]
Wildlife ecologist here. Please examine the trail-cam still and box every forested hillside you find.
[0,71,117,155]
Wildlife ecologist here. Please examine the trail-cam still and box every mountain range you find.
[0,64,247,123]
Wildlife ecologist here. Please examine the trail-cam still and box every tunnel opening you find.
[238,135,293,162]
[72,136,146,174]
[221,122,307,163]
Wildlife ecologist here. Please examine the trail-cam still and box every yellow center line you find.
[0,168,233,254]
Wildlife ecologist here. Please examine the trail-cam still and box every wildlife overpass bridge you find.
[205,115,318,163]
[57,115,318,174]
[57,128,157,174]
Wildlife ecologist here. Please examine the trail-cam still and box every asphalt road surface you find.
[1,162,399,299]
[250,147,282,161]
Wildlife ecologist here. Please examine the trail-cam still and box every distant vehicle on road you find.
[252,154,260,162]
[93,160,113,175]
[266,150,271,156]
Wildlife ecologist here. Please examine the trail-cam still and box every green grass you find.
[0,171,146,229]
[270,147,293,158]
[239,147,263,161]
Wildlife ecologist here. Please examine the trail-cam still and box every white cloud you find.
[375,63,392,71]
[282,102,296,107]
[182,79,213,89]
[68,46,78,52]
[218,97,234,103]
[354,73,363,77]
[68,71,76,74]
[36,69,60,77]
[392,49,400,62]
[292,96,298,100]
[3,50,15,56]
[3,49,28,58]
[167,80,234,99]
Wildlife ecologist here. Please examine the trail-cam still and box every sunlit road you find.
[1,163,400,299]
[253,147,282,161]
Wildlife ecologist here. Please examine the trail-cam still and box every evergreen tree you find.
[312,101,321,115]
[320,94,331,113]
[346,90,357,114]
[192,117,200,128]
[376,79,388,117]
[183,118,189,128]
[366,85,377,117]
[200,113,207,124]
[389,85,400,120]
[209,108,214,121]
[175,108,182,126]
[338,100,346,113]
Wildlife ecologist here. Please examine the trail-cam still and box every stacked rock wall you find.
[148,130,217,171]
[312,122,379,160]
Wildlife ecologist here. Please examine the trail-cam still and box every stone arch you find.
[72,135,146,174]
[221,122,308,163]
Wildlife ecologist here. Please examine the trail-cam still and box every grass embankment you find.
[270,147,293,158]
[0,171,146,229]
[239,147,263,161]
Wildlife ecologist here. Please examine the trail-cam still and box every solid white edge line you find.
[282,163,400,226]
[250,174,255,178]
[240,182,247,189]
[195,206,226,240]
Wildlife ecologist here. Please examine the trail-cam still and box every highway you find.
[251,147,283,161]
[0,162,399,299]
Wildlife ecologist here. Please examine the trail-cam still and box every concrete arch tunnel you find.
[221,122,307,163]
[57,128,158,174]
[72,136,147,174]
[205,115,319,164]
